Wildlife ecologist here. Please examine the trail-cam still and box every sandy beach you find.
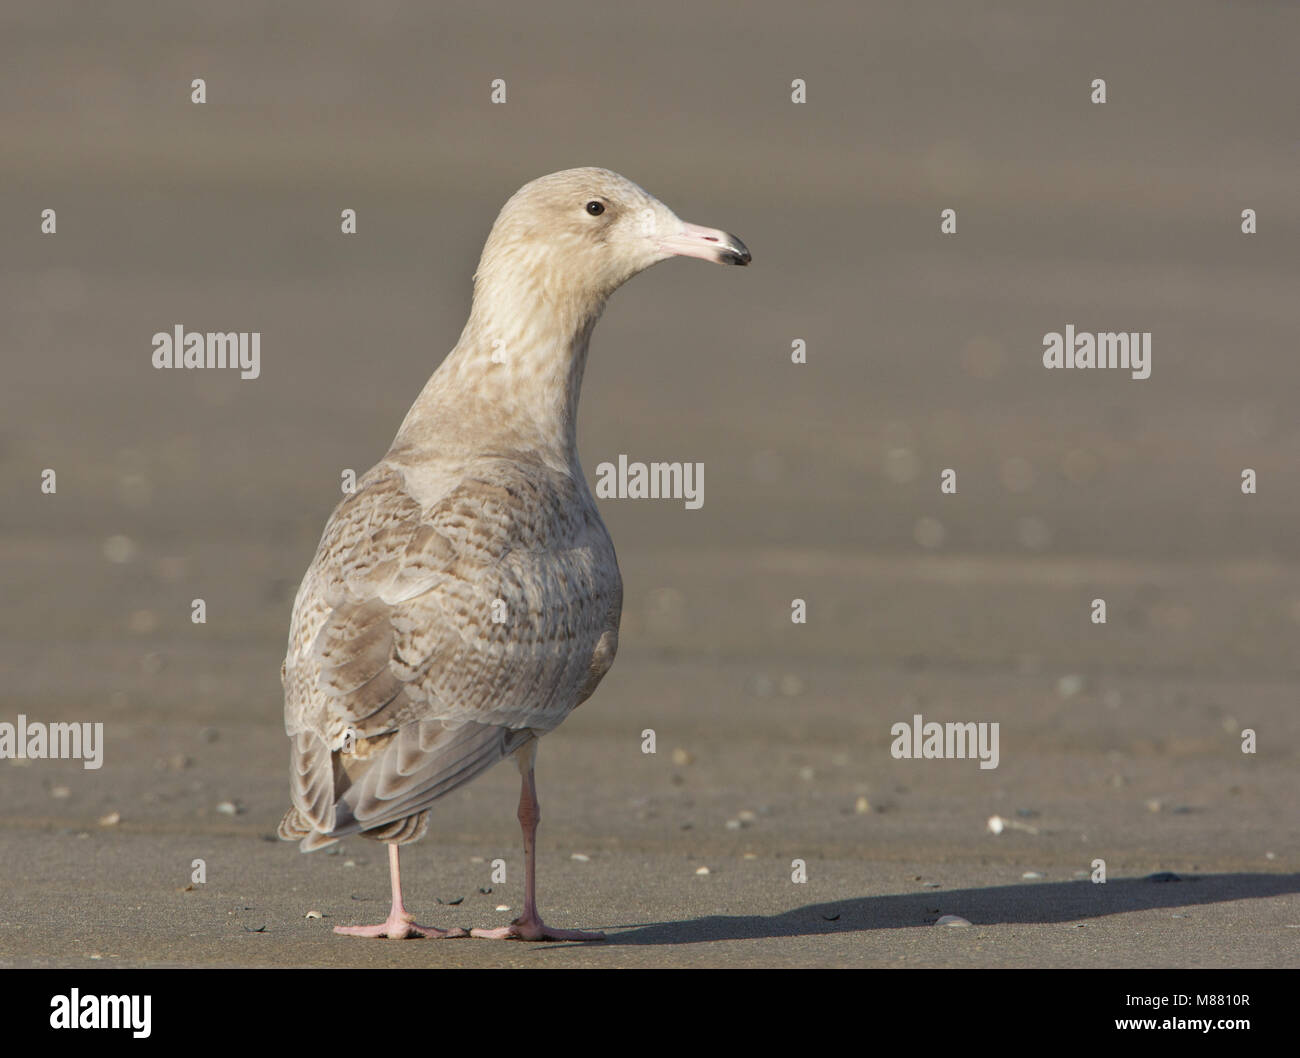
[1,0,1296,968]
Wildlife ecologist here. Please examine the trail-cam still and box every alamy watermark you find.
[594,455,703,509]
[890,713,999,770]
[0,715,104,769]
[50,990,150,1038]
[1043,325,1151,380]
[151,325,260,379]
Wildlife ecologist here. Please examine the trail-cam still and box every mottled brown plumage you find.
[278,167,748,939]
[279,459,620,849]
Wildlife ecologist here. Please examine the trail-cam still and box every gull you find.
[279,167,750,941]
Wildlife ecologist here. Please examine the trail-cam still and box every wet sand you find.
[1,1,1297,967]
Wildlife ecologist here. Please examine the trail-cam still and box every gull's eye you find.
[585,200,605,216]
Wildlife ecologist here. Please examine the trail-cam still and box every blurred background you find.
[0,1,1296,966]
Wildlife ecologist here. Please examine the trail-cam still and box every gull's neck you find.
[392,270,606,468]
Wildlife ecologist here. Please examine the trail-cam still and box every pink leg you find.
[472,744,605,942]
[334,842,467,939]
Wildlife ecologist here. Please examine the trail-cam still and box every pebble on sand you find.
[935,915,971,927]
[102,535,137,564]
[695,866,711,875]
[1057,674,1085,698]
[987,814,1038,835]
[98,811,121,826]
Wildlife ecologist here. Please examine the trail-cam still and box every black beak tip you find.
[720,236,752,266]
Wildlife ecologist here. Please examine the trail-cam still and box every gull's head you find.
[475,167,750,310]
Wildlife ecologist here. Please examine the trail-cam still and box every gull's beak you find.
[658,220,751,266]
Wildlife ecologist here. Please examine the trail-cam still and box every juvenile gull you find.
[279,167,750,940]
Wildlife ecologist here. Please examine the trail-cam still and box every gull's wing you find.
[280,458,620,846]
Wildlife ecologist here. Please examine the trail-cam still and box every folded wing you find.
[280,458,620,847]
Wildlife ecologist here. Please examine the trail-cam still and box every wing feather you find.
[281,457,620,846]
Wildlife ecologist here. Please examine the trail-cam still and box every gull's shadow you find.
[602,873,1300,945]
